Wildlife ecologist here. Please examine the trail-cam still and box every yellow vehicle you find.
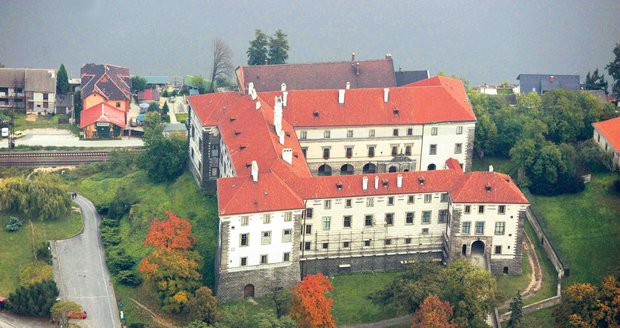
[12,131,25,139]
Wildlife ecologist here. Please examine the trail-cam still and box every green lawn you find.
[175,113,188,123]
[528,172,620,285]
[0,211,82,295]
[471,156,517,177]
[521,305,557,327]
[494,249,532,305]
[329,271,406,325]
[0,112,76,132]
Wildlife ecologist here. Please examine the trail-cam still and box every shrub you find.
[5,217,24,232]
[19,262,53,286]
[101,217,120,228]
[614,178,620,193]
[36,243,52,263]
[100,226,121,247]
[116,270,143,287]
[107,248,136,275]
[6,279,59,316]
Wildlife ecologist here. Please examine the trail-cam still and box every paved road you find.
[52,195,121,328]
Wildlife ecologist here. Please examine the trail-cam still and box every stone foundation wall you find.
[217,264,301,302]
[300,251,444,277]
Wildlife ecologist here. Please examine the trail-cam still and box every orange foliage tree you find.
[289,273,335,328]
[411,294,458,328]
[139,212,202,313]
[554,276,620,327]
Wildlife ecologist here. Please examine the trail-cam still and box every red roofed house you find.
[593,116,620,170]
[188,76,528,302]
[80,102,126,138]
[138,89,160,103]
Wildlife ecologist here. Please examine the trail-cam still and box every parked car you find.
[67,310,87,319]
[1,128,8,138]
[130,118,138,127]
[12,131,25,139]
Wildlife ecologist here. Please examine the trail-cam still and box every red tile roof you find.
[236,58,395,93]
[259,76,474,127]
[593,116,620,152]
[138,89,159,101]
[79,102,126,128]
[450,172,529,204]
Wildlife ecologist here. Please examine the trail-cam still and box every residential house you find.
[143,76,170,88]
[79,102,126,139]
[0,68,56,112]
[592,116,620,170]
[516,74,580,95]
[80,63,131,113]
[137,89,159,103]
[188,76,528,302]
[55,94,74,115]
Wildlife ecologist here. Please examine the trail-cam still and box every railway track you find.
[0,151,110,167]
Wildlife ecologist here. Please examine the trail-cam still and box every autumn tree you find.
[411,294,457,328]
[51,301,83,327]
[554,276,620,327]
[188,286,220,324]
[209,38,233,93]
[145,211,196,250]
[290,273,335,328]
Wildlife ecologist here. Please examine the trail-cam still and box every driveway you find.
[0,128,143,149]
[51,195,121,328]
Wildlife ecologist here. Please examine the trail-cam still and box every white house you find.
[592,116,620,170]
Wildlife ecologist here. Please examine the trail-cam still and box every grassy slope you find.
[329,271,405,325]
[0,211,82,295]
[528,173,620,285]
[494,250,531,304]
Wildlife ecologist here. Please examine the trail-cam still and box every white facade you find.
[593,128,620,170]
[420,122,475,171]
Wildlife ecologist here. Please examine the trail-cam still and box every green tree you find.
[188,286,220,324]
[73,91,82,123]
[268,29,289,65]
[56,64,70,94]
[247,29,269,65]
[139,134,187,183]
[507,292,523,328]
[0,175,71,221]
[219,304,296,328]
[50,301,82,327]
[6,279,59,316]
[142,111,164,143]
[585,68,608,93]
[0,62,4,68]
[148,102,160,113]
[161,102,170,122]
[577,139,612,172]
[209,38,234,93]
[606,43,620,101]
[131,76,147,93]
[185,321,210,328]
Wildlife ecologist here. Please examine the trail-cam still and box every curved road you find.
[52,195,121,328]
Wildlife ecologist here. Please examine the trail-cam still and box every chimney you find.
[282,148,293,165]
[384,88,389,103]
[274,96,283,133]
[338,89,345,104]
[489,165,494,172]
[264,58,268,65]
[362,176,368,190]
[281,83,287,92]
[248,82,256,98]
[355,62,360,75]
[278,130,285,145]
[385,53,392,60]
[282,91,288,107]
[346,82,351,90]
[251,161,258,182]
[374,176,379,190]
[397,174,403,188]
[351,52,356,61]
[255,101,261,110]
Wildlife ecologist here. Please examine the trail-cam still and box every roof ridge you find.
[239,58,391,70]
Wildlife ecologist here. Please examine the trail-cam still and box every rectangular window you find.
[495,222,505,235]
[393,128,399,136]
[261,231,272,245]
[464,205,471,214]
[306,208,313,218]
[366,197,374,207]
[369,129,375,137]
[385,213,394,226]
[368,146,375,157]
[478,205,485,214]
[283,252,290,261]
[260,255,268,264]
[392,145,398,156]
[430,144,437,155]
[305,224,312,235]
[284,212,292,222]
[384,239,392,245]
[422,211,431,224]
[407,128,413,136]
[263,214,271,224]
[495,246,502,254]
[498,205,506,214]
[431,127,438,135]
[438,210,448,223]
[345,199,352,208]
[300,131,307,140]
[343,215,352,228]
[365,215,373,227]
[241,257,247,266]
[304,241,311,250]
[457,126,463,135]
[115,102,121,108]
[346,147,353,158]
[282,229,292,242]
[301,147,308,158]
[241,216,249,226]
[322,217,331,231]
[424,194,432,203]
[323,148,330,159]
[322,242,329,250]
[324,130,331,138]
[475,221,485,235]
[240,233,249,246]
[347,130,353,138]
[408,195,415,204]
[454,143,462,154]
[405,145,412,156]
[405,237,412,244]
[462,222,471,234]
[324,200,331,209]
[440,193,449,203]
[388,196,394,206]
[343,241,350,248]
[364,240,371,247]
[406,212,414,224]
[422,228,429,235]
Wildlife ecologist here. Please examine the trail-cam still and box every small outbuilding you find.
[80,102,126,139]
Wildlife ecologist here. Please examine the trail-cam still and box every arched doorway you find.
[244,284,255,298]
[318,164,332,176]
[462,244,467,256]
[363,163,377,174]
[340,164,354,175]
[427,163,436,171]
[388,165,398,172]
[471,240,485,255]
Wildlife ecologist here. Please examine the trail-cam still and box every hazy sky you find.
[1,0,619,85]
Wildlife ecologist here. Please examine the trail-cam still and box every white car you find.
[1,127,8,138]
